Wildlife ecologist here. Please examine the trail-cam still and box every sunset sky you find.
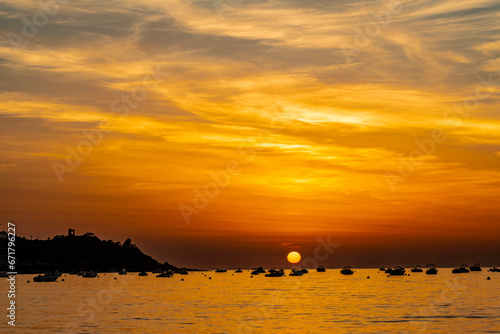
[1,0,499,268]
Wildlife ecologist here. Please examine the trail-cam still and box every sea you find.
[2,269,499,333]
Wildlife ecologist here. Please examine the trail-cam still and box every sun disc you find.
[287,251,301,264]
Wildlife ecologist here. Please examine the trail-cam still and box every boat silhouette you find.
[316,266,326,272]
[215,269,227,273]
[387,266,406,276]
[340,266,354,275]
[82,271,98,278]
[411,265,423,273]
[426,264,438,275]
[301,266,309,274]
[289,269,304,276]
[156,271,173,277]
[452,264,470,273]
[489,267,500,272]
[470,263,482,271]
[119,267,127,275]
[33,273,59,282]
[138,271,148,276]
[265,268,285,277]
[235,268,243,273]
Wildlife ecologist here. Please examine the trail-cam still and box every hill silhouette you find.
[0,231,177,273]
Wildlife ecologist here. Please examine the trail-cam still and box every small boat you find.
[256,267,266,273]
[82,271,98,278]
[156,271,173,278]
[179,270,189,275]
[316,266,326,272]
[489,267,500,272]
[251,268,260,275]
[340,266,354,275]
[301,266,309,274]
[411,265,423,273]
[152,269,162,274]
[426,264,438,275]
[379,266,386,271]
[0,272,9,278]
[33,273,59,282]
[235,268,243,273]
[138,271,148,276]
[452,264,469,273]
[470,263,482,271]
[388,266,405,276]
[215,269,227,273]
[265,268,285,277]
[119,267,127,275]
[77,271,85,276]
[289,269,304,276]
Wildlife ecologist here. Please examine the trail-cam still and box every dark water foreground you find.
[1,269,499,333]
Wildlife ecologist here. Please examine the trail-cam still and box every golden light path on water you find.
[2,270,499,333]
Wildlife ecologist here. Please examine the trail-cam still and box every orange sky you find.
[0,0,499,268]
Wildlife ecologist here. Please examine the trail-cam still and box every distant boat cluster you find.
[20,267,192,282]
[12,263,499,283]
[213,263,498,277]
[377,263,500,276]
[380,264,427,275]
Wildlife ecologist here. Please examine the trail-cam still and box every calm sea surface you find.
[2,269,499,333]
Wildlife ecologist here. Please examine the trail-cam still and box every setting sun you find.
[287,251,301,264]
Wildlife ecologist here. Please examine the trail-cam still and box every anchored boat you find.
[388,266,406,276]
[452,264,470,273]
[33,273,59,282]
[265,268,285,277]
[426,264,438,275]
[470,263,482,271]
[289,269,304,276]
[82,271,98,278]
[340,266,354,275]
[411,265,423,273]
